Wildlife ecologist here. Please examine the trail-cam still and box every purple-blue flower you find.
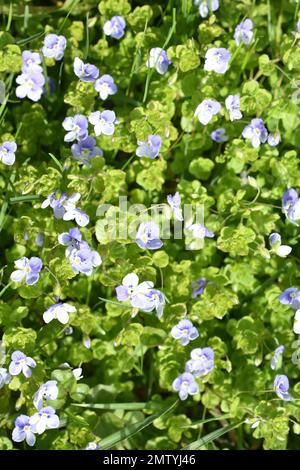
[269,232,291,258]
[12,415,36,446]
[43,303,76,325]
[136,221,163,250]
[282,188,300,225]
[192,277,208,298]
[211,128,228,143]
[89,110,116,136]
[242,118,268,148]
[42,192,89,226]
[279,288,300,310]
[21,50,42,72]
[234,18,254,46]
[274,374,292,401]
[195,99,221,125]
[0,367,10,389]
[136,135,162,159]
[16,70,45,102]
[71,136,103,165]
[69,243,102,276]
[172,372,199,400]
[33,380,59,411]
[167,192,183,221]
[146,48,171,75]
[58,227,83,256]
[86,442,100,450]
[116,273,154,307]
[171,319,199,346]
[94,74,117,100]
[270,345,284,371]
[42,34,67,60]
[185,347,215,377]
[9,350,36,378]
[225,95,243,121]
[30,406,59,434]
[196,0,219,18]
[35,233,44,247]
[0,141,17,165]
[62,114,88,142]
[10,256,43,285]
[131,288,165,319]
[268,132,281,147]
[188,223,214,239]
[204,48,231,74]
[103,16,126,39]
[73,57,99,82]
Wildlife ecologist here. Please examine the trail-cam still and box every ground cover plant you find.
[1,0,300,451]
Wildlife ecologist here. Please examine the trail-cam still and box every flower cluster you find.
[41,192,89,227]
[16,49,45,102]
[172,347,215,400]
[58,227,101,276]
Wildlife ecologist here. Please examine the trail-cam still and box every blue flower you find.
[42,34,67,60]
[293,309,300,334]
[195,99,221,125]
[188,223,214,239]
[270,345,284,371]
[10,256,43,285]
[242,118,268,148]
[279,287,300,309]
[211,128,228,143]
[234,18,254,45]
[0,367,10,389]
[274,374,292,401]
[9,350,36,378]
[43,303,76,325]
[172,372,199,400]
[116,273,144,301]
[16,70,45,102]
[21,51,42,73]
[185,347,215,377]
[103,16,126,39]
[42,192,90,226]
[225,95,242,121]
[171,319,199,346]
[268,132,281,147]
[0,141,17,165]
[269,233,291,258]
[86,442,100,450]
[12,415,36,446]
[62,114,88,142]
[167,192,183,221]
[282,188,300,225]
[136,221,163,250]
[33,380,59,411]
[132,288,166,319]
[191,277,208,298]
[30,406,59,434]
[146,48,171,75]
[89,110,116,136]
[73,57,99,82]
[197,0,219,18]
[94,74,117,100]
[204,47,231,74]
[69,243,102,276]
[136,135,162,159]
[71,136,103,165]
[35,233,44,247]
[58,227,83,256]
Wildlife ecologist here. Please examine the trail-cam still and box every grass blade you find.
[183,421,244,450]
[71,402,160,411]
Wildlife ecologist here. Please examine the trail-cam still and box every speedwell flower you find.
[234,18,254,45]
[242,118,268,148]
[89,110,116,136]
[30,406,59,434]
[192,277,208,298]
[167,192,183,221]
[9,350,36,378]
[185,347,215,377]
[146,48,171,75]
[194,99,221,125]
[274,374,292,401]
[103,16,126,39]
[0,367,10,389]
[33,380,59,411]
[94,74,117,100]
[279,287,300,310]
[12,415,36,446]
[71,136,103,165]
[42,34,67,60]
[188,223,214,239]
[62,115,88,142]
[43,303,76,325]
[136,135,162,159]
[197,0,219,18]
[269,233,292,258]
[10,256,43,285]
[73,57,99,82]
[204,47,231,74]
[136,221,163,250]
[270,345,284,371]
[172,372,199,400]
[211,128,228,143]
[171,319,199,346]
[0,141,17,165]
[225,94,243,121]
[16,70,45,102]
